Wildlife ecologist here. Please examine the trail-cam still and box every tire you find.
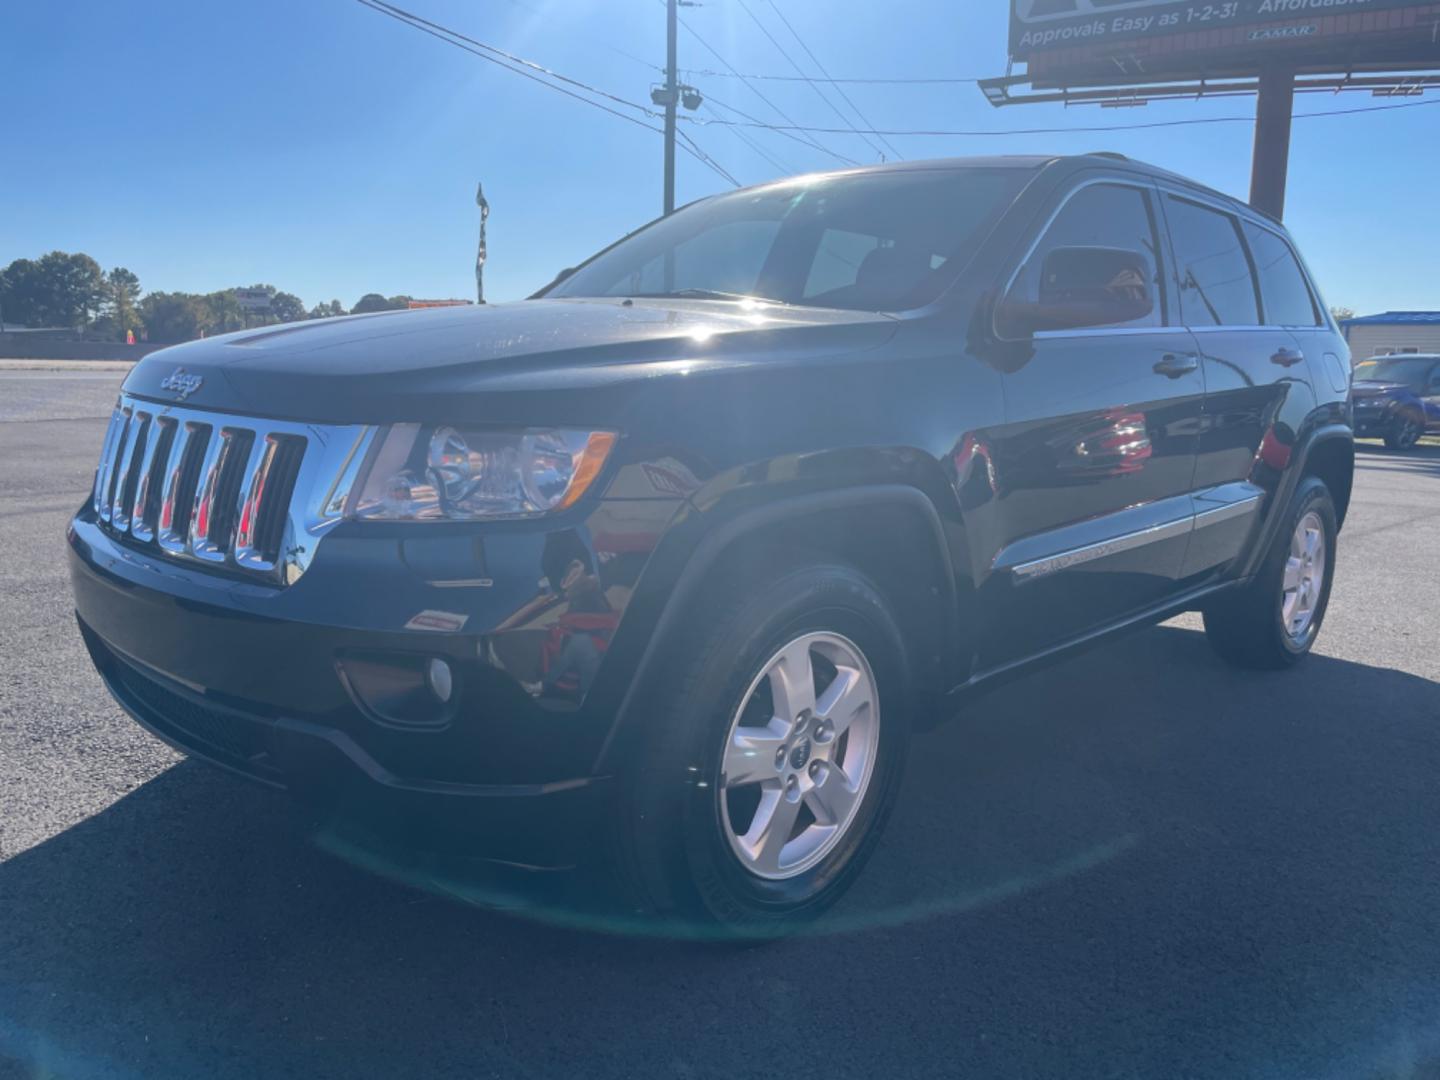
[1384,412,1424,452]
[612,558,911,940]
[1203,476,1337,670]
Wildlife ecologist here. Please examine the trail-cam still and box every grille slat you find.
[112,412,152,533]
[188,428,238,562]
[92,407,124,516]
[208,429,257,557]
[159,422,212,553]
[99,406,134,523]
[91,394,368,586]
[254,437,305,566]
[130,417,177,543]
[232,435,278,567]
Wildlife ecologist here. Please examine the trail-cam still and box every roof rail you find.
[1086,151,1129,161]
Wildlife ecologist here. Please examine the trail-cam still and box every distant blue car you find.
[1351,354,1440,451]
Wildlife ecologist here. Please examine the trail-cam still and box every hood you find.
[122,298,898,424]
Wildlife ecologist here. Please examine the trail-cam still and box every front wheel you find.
[1203,476,1337,670]
[1384,412,1424,451]
[613,560,910,939]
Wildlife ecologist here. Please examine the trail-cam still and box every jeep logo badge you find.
[159,367,204,402]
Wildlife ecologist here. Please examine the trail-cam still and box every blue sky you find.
[4,0,1436,314]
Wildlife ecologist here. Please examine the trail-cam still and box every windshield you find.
[1353,357,1436,388]
[545,168,1030,313]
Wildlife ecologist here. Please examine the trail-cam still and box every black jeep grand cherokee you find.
[70,154,1353,936]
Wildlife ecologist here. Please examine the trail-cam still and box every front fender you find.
[588,480,965,774]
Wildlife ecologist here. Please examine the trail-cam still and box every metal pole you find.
[664,0,678,216]
[1250,66,1295,220]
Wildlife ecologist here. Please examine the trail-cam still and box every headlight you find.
[350,424,617,521]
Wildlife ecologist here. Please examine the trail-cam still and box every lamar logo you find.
[159,367,204,401]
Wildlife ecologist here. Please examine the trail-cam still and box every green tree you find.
[350,293,413,314]
[351,292,392,314]
[139,291,212,343]
[205,289,243,334]
[0,259,41,326]
[0,252,104,328]
[309,299,345,319]
[270,291,306,323]
[43,251,105,327]
[104,267,143,339]
[1330,306,1356,322]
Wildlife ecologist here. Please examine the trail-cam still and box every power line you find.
[683,69,984,85]
[358,0,652,114]
[673,9,861,167]
[678,93,1440,138]
[497,0,661,72]
[704,101,794,175]
[703,90,860,166]
[675,127,743,187]
[764,0,904,161]
[730,0,892,162]
[351,0,735,185]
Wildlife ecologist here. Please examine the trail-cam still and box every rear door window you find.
[1242,223,1320,327]
[1163,196,1260,327]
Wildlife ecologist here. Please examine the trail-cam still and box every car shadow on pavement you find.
[4,625,1440,1080]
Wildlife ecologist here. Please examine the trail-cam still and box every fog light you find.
[337,652,456,730]
[427,657,454,703]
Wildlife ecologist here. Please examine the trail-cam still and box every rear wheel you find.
[613,560,910,939]
[1203,476,1337,670]
[1384,412,1424,451]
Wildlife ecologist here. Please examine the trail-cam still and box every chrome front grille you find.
[92,395,374,585]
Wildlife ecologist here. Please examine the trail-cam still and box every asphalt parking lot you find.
[3,368,1440,1080]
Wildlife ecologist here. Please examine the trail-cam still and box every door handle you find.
[1154,352,1199,379]
[1271,347,1305,367]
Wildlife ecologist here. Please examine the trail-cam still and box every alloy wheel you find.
[1395,417,1422,450]
[718,632,880,881]
[1282,510,1326,642]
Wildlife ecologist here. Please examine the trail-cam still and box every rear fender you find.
[1238,422,1353,580]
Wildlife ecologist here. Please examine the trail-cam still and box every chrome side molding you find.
[996,482,1265,585]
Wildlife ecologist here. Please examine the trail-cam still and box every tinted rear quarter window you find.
[1164,195,1259,327]
[1243,222,1319,327]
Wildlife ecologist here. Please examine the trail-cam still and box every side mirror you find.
[997,246,1154,337]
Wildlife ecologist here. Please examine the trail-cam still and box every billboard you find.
[1011,0,1440,84]
[234,288,273,312]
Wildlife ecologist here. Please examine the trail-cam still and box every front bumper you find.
[1353,406,1398,438]
[80,622,609,868]
[69,513,618,869]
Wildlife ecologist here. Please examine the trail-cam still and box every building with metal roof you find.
[1340,312,1440,360]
